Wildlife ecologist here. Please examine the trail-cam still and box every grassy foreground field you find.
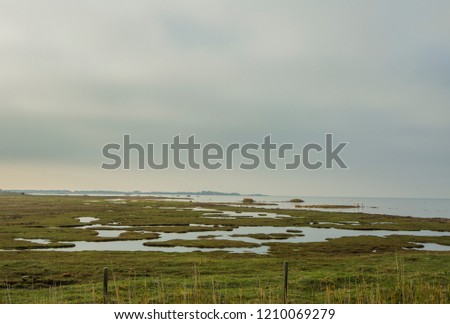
[0,195,449,303]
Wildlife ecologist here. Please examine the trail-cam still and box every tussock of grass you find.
[143,239,260,249]
[231,233,304,240]
[118,232,160,240]
[197,235,221,239]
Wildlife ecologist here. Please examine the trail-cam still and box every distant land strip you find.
[1,189,266,196]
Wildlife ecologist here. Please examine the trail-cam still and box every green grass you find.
[230,233,304,240]
[0,195,449,304]
[1,251,448,303]
[143,239,260,248]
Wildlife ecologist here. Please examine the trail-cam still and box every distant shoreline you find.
[2,189,266,197]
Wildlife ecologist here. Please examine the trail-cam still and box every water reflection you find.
[16,226,450,254]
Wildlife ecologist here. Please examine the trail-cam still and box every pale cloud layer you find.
[1,1,449,197]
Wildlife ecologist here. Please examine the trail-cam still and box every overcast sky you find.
[1,1,449,198]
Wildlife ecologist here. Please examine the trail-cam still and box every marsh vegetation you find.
[0,195,449,303]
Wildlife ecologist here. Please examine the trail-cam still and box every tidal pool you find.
[15,238,51,245]
[407,243,450,251]
[76,217,99,223]
[13,226,450,254]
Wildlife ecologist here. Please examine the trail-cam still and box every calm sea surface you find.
[184,195,450,219]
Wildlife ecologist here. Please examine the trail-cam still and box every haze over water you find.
[187,195,450,219]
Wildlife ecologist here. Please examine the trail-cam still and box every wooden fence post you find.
[103,267,109,304]
[283,261,289,304]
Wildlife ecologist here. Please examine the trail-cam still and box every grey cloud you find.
[1,0,450,197]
